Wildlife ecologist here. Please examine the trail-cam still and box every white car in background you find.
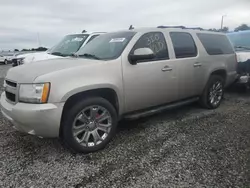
[0,55,8,64]
[0,53,16,65]
[13,31,105,66]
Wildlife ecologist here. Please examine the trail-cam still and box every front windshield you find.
[227,32,250,51]
[76,31,136,60]
[48,34,89,56]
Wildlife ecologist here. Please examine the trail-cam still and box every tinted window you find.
[131,32,169,60]
[87,35,99,44]
[197,33,234,55]
[170,32,197,58]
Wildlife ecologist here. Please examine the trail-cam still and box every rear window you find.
[197,33,234,55]
[170,32,197,58]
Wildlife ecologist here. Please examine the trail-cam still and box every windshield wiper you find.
[49,52,66,57]
[78,53,100,60]
[69,53,78,57]
[234,46,250,50]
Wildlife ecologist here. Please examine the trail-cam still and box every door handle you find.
[162,66,172,72]
[193,62,202,67]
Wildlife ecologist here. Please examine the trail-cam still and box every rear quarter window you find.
[197,33,234,55]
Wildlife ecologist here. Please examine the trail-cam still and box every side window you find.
[197,33,234,55]
[131,32,169,60]
[87,35,99,44]
[170,32,197,58]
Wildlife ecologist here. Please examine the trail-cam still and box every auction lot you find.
[0,65,250,188]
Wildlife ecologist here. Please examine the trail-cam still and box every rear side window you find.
[132,32,169,60]
[197,33,234,55]
[170,32,197,58]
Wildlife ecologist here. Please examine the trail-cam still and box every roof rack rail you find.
[157,26,204,30]
[185,27,204,30]
[157,25,185,29]
[91,32,106,34]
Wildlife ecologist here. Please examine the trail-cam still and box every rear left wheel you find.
[200,75,224,109]
[4,60,8,65]
[61,97,118,153]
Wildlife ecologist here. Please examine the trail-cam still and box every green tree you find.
[220,27,229,33]
[234,24,250,32]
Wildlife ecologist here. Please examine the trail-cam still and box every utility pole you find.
[221,15,226,30]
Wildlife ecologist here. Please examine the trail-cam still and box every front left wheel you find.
[61,97,118,153]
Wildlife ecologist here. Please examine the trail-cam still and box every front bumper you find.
[0,92,64,138]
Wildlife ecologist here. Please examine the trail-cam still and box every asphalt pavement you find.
[0,65,250,188]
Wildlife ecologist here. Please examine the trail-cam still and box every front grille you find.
[6,91,16,102]
[5,79,17,103]
[5,80,17,88]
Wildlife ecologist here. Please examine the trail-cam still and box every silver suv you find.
[0,27,237,153]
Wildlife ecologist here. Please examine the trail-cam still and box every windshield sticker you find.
[109,38,126,43]
[72,37,84,42]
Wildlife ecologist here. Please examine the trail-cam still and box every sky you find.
[0,0,249,51]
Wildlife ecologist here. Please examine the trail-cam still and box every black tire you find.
[199,75,225,109]
[4,60,8,65]
[61,97,118,153]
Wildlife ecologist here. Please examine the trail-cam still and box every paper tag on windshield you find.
[72,37,83,42]
[109,38,126,43]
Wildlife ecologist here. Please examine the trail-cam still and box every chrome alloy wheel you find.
[209,81,223,106]
[72,105,112,147]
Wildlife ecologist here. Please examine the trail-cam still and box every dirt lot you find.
[0,65,250,188]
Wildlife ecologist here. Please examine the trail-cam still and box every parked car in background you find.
[1,27,237,153]
[4,53,15,63]
[227,30,250,87]
[12,32,105,67]
[0,55,8,64]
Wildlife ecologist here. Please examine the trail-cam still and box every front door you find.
[122,32,178,113]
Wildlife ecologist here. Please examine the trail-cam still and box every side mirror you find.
[129,48,155,65]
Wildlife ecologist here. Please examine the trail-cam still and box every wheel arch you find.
[59,87,120,138]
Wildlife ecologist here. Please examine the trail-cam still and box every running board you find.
[124,97,199,120]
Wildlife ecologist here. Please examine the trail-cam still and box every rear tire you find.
[61,97,118,153]
[4,60,8,65]
[199,75,224,109]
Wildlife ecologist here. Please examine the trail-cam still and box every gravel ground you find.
[0,65,250,188]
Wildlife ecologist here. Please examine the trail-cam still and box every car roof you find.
[106,27,226,35]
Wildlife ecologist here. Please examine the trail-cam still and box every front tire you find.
[62,97,118,153]
[200,75,224,109]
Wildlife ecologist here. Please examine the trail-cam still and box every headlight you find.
[19,83,50,103]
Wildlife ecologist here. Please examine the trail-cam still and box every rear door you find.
[169,32,202,99]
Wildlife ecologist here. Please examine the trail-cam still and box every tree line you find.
[208,24,250,33]
[14,46,48,52]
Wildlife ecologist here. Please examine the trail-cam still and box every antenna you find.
[129,25,134,30]
[82,30,87,33]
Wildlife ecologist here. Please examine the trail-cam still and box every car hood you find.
[6,58,101,83]
[23,52,63,64]
[236,51,250,63]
